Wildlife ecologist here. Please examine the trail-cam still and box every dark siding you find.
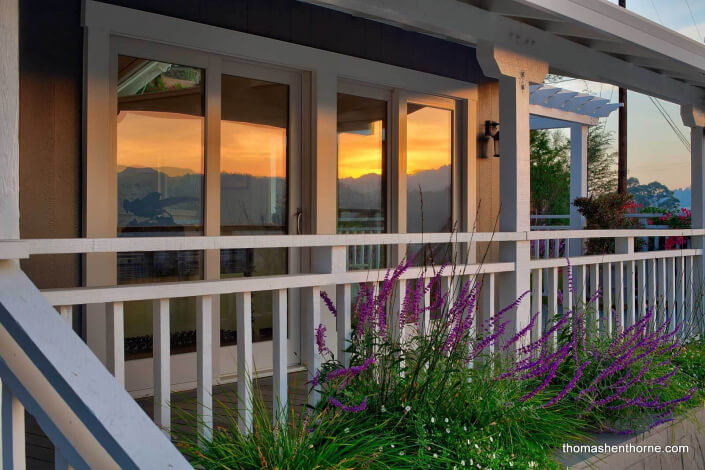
[99,0,485,83]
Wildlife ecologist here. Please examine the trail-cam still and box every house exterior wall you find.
[476,82,501,262]
[18,0,498,289]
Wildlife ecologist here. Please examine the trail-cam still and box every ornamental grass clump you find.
[311,257,700,467]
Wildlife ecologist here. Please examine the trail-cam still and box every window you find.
[117,56,205,358]
[337,92,387,270]
[220,73,290,345]
[406,103,453,266]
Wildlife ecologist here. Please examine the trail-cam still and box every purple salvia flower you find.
[315,323,329,355]
[542,360,591,408]
[518,343,570,402]
[328,396,368,413]
[501,310,540,351]
[320,290,337,317]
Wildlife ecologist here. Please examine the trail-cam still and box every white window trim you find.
[83,0,478,395]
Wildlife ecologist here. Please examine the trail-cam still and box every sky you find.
[555,0,705,190]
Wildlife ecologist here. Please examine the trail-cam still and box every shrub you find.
[573,193,642,254]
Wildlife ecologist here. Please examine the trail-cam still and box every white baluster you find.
[588,264,600,333]
[272,289,288,425]
[636,260,647,322]
[602,262,613,335]
[421,278,431,335]
[676,256,685,330]
[152,298,170,436]
[546,267,559,346]
[58,305,72,326]
[574,264,586,306]
[657,257,667,325]
[479,273,495,356]
[336,284,352,368]
[2,384,25,470]
[236,292,253,434]
[648,258,658,329]
[562,265,573,314]
[625,261,636,327]
[197,295,213,444]
[531,268,542,342]
[666,258,676,332]
[614,262,625,331]
[303,286,321,407]
[685,256,694,329]
[106,301,124,386]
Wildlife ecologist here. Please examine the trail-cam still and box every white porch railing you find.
[0,260,190,469]
[0,228,702,464]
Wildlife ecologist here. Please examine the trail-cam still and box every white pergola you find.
[530,84,622,255]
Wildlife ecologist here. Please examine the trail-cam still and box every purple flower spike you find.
[320,290,337,317]
[316,324,330,355]
[328,396,368,413]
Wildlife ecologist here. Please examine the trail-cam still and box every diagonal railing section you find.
[0,260,190,469]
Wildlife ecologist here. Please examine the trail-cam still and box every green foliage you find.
[587,123,617,195]
[573,193,641,253]
[628,177,680,210]
[530,130,570,217]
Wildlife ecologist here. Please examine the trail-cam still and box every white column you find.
[478,45,547,349]
[152,299,170,435]
[569,124,588,257]
[681,106,705,336]
[0,0,19,241]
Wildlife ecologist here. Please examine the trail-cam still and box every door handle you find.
[295,209,303,235]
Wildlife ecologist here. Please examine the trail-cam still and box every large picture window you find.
[117,56,205,358]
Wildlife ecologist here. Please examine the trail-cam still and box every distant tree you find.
[530,129,570,216]
[627,177,680,210]
[587,123,617,195]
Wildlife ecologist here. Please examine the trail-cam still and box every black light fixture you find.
[482,120,500,158]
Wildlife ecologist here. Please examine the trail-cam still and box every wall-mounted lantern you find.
[481,120,500,158]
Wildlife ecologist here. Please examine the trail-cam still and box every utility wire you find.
[683,0,704,42]
[648,96,690,151]
[648,0,664,25]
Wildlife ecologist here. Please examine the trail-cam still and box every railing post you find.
[336,284,352,368]
[303,285,321,407]
[682,106,705,338]
[615,237,635,328]
[2,384,25,470]
[477,45,546,350]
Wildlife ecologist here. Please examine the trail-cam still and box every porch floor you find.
[26,371,309,469]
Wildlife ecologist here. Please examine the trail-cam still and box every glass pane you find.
[220,74,289,345]
[337,93,387,270]
[117,56,205,359]
[406,103,453,266]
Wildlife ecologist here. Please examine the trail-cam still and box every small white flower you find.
[400,371,406,378]
[399,451,405,456]
[344,427,350,434]
[463,426,468,432]
[461,460,466,466]
[433,453,438,459]
[492,453,496,459]
[405,405,411,412]
[489,436,493,443]
[445,417,449,423]
[528,462,536,468]
[431,417,436,423]
[446,427,451,433]
[509,462,514,467]
[379,447,383,452]
[474,444,480,450]
[470,459,474,466]
[391,444,395,448]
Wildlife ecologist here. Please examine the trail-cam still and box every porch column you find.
[569,124,588,256]
[681,105,705,335]
[0,0,19,241]
[478,45,547,348]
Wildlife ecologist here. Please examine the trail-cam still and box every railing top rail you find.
[0,261,190,469]
[1,228,703,259]
[529,248,703,269]
[41,262,515,305]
